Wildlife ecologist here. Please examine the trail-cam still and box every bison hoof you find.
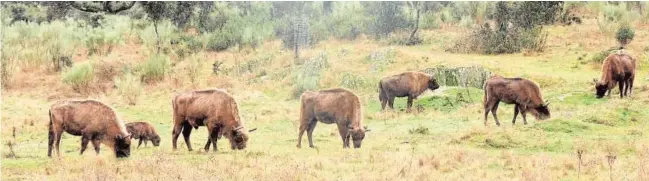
[309,145,316,148]
[296,145,301,148]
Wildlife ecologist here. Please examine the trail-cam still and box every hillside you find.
[3,3,649,181]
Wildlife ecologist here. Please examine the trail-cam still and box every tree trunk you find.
[408,8,420,44]
[154,20,160,53]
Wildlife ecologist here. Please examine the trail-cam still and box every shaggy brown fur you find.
[594,51,636,98]
[483,76,550,126]
[172,89,249,152]
[297,88,368,149]
[379,72,439,112]
[48,100,131,158]
[125,122,161,148]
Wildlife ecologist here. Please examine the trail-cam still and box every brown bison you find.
[125,122,161,148]
[379,71,439,113]
[483,76,550,126]
[172,89,250,152]
[48,100,131,158]
[297,88,368,148]
[593,51,636,98]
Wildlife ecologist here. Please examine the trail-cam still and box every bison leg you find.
[484,98,499,126]
[182,122,194,151]
[207,128,220,152]
[337,124,350,148]
[137,139,143,149]
[307,120,318,148]
[172,123,183,151]
[512,104,519,125]
[297,116,313,149]
[618,81,625,98]
[387,95,395,110]
[80,136,91,155]
[406,96,414,113]
[490,101,501,126]
[48,128,55,157]
[91,139,101,154]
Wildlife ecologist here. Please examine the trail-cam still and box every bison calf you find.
[172,89,250,152]
[48,100,131,158]
[593,51,636,98]
[379,71,439,113]
[125,122,161,148]
[298,88,368,149]
[483,76,550,126]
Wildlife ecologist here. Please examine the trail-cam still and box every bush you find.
[185,55,202,84]
[84,15,129,56]
[62,62,94,92]
[140,54,171,83]
[365,48,395,73]
[420,12,441,29]
[114,73,142,105]
[616,24,634,48]
[291,53,328,99]
[339,72,369,90]
[596,2,640,35]
[590,48,618,63]
[206,31,238,52]
[363,2,411,38]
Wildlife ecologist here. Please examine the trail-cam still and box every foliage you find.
[362,2,410,38]
[595,2,641,35]
[61,62,94,92]
[114,72,142,105]
[616,24,634,48]
[292,53,328,99]
[140,54,171,83]
[201,2,274,51]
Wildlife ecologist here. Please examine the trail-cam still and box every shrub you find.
[459,15,474,28]
[363,2,411,38]
[365,48,396,73]
[616,24,634,48]
[596,2,640,35]
[339,72,369,90]
[408,126,430,135]
[62,62,94,92]
[206,31,237,52]
[140,54,171,83]
[185,55,202,84]
[590,48,618,63]
[291,53,328,99]
[114,73,142,105]
[420,12,441,29]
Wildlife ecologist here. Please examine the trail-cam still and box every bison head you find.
[428,78,440,91]
[229,127,249,150]
[348,127,368,148]
[530,101,551,120]
[593,79,608,98]
[114,134,132,158]
[151,135,161,147]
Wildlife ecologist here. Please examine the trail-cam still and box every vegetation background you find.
[2,1,649,180]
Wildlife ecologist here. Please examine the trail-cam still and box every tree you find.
[141,2,167,53]
[68,1,136,14]
[407,1,422,45]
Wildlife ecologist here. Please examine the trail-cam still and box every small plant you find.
[291,53,328,99]
[616,24,634,48]
[186,55,202,85]
[140,54,171,83]
[114,73,142,105]
[408,126,429,135]
[62,62,94,93]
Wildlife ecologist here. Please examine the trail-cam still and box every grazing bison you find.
[483,76,550,126]
[593,51,636,98]
[172,89,250,152]
[379,72,439,113]
[48,100,131,158]
[125,122,161,148]
[297,88,368,149]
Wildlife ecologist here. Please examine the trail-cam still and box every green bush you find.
[339,72,369,90]
[114,73,142,105]
[291,53,328,99]
[206,31,237,52]
[420,12,441,29]
[140,54,171,83]
[62,62,94,92]
[616,24,634,48]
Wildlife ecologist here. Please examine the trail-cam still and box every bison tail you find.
[378,82,385,102]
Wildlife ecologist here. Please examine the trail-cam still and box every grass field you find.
[2,16,649,181]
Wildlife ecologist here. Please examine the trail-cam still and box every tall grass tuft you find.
[140,54,171,83]
[61,62,94,93]
[114,73,142,105]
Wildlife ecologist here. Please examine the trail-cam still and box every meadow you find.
[2,2,649,181]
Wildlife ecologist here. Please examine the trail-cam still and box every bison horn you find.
[234,126,244,131]
[248,128,258,132]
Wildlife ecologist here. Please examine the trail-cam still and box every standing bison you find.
[297,88,368,149]
[125,122,161,148]
[172,89,249,152]
[379,72,439,113]
[48,100,131,158]
[593,51,636,98]
[483,76,550,126]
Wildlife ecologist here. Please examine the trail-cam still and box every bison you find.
[593,51,636,98]
[125,122,161,148]
[297,88,368,149]
[48,100,131,158]
[172,89,250,152]
[483,76,550,126]
[379,71,439,113]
